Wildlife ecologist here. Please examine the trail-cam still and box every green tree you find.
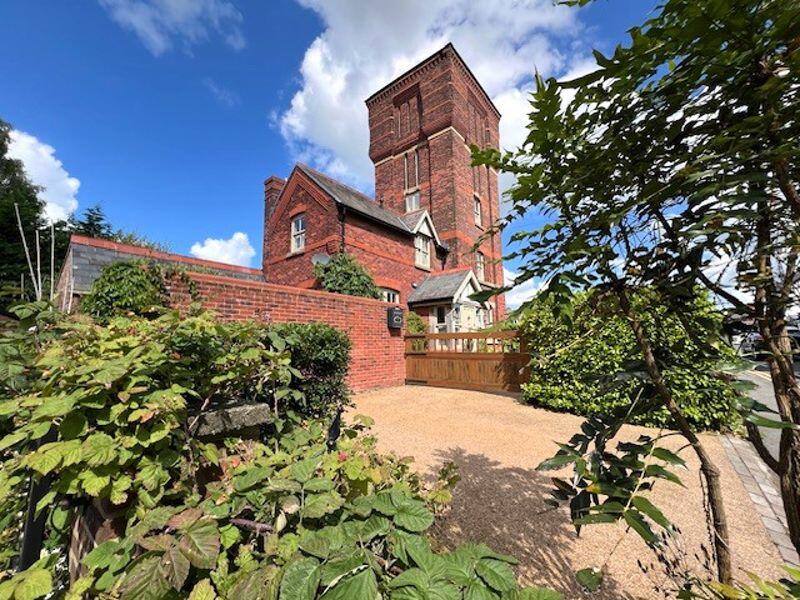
[70,204,113,239]
[0,119,45,303]
[313,253,380,299]
[475,0,800,584]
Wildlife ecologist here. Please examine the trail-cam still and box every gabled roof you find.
[408,269,480,304]
[399,209,442,246]
[297,163,412,235]
[63,235,263,294]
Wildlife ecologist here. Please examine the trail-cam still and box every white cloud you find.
[504,266,545,310]
[99,0,245,56]
[7,130,80,223]
[203,77,240,107]
[190,232,255,267]
[279,0,587,191]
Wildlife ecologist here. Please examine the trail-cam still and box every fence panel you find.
[404,331,529,392]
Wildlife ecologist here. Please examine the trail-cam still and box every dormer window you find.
[415,234,431,269]
[291,214,306,253]
[404,149,420,213]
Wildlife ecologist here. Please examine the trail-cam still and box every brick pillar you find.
[263,176,286,274]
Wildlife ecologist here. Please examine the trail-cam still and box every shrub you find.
[520,291,740,431]
[0,305,559,600]
[313,253,380,299]
[406,311,427,334]
[80,261,167,319]
[267,322,351,417]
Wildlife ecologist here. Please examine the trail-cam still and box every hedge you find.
[519,292,740,431]
[267,322,351,417]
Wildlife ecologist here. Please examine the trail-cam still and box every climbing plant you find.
[313,253,380,300]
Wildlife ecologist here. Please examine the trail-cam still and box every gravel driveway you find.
[349,386,784,599]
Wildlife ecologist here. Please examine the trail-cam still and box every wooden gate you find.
[404,331,529,392]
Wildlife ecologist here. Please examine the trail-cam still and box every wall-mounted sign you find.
[387,307,404,329]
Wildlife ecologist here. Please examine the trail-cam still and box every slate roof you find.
[297,163,412,235]
[399,210,428,231]
[407,270,474,304]
[66,236,264,294]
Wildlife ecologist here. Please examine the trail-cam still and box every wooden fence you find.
[404,330,529,393]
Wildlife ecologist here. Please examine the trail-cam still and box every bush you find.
[267,322,351,417]
[520,291,740,431]
[0,305,559,600]
[313,253,380,299]
[80,261,167,319]
[406,311,427,334]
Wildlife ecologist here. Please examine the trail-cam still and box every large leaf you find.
[178,518,220,569]
[280,557,321,600]
[393,499,434,533]
[321,568,378,600]
[475,558,516,593]
[302,492,344,519]
[14,568,52,600]
[119,555,171,600]
[188,579,217,600]
[161,544,191,590]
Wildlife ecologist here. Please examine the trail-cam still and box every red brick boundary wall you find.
[169,272,405,393]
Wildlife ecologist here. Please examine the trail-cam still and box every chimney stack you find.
[263,176,286,272]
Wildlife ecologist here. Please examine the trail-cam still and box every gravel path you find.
[349,386,784,599]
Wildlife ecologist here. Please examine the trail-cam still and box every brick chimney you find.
[263,176,285,272]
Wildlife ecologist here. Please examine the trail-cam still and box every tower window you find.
[415,234,431,269]
[476,251,485,281]
[473,195,482,226]
[290,214,306,253]
[404,149,421,212]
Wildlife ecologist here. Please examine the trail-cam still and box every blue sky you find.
[1,0,656,303]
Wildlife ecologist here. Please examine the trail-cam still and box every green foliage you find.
[0,305,556,599]
[520,292,740,431]
[80,262,168,320]
[80,260,199,321]
[406,311,427,335]
[681,565,800,598]
[313,253,380,299]
[267,323,351,418]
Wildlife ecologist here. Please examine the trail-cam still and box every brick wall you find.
[169,272,405,393]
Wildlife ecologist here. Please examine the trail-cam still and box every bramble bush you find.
[0,304,560,599]
[519,291,740,431]
[267,323,351,417]
[406,312,427,335]
[313,253,380,300]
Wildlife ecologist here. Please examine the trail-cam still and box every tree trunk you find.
[615,287,733,584]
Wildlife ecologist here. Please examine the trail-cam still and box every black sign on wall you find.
[387,307,404,329]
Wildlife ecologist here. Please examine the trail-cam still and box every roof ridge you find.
[296,162,377,206]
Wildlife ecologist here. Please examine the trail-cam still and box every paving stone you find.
[753,501,776,519]
[749,491,769,507]
[779,545,799,565]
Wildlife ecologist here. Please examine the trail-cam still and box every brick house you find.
[264,43,505,332]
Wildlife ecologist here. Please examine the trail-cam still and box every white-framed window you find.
[475,251,485,281]
[415,234,431,269]
[405,190,420,212]
[291,214,306,253]
[403,149,420,213]
[381,288,400,303]
[473,195,482,226]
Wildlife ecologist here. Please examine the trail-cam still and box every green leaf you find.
[321,568,378,600]
[233,466,271,492]
[82,432,117,467]
[651,447,686,467]
[280,557,321,600]
[81,471,111,497]
[631,496,672,530]
[623,509,657,544]
[119,555,171,600]
[178,518,220,569]
[14,568,52,600]
[475,559,516,593]
[219,524,241,550]
[301,492,344,519]
[393,499,434,533]
[292,456,321,484]
[575,567,603,592]
[188,579,217,600]
[161,544,191,590]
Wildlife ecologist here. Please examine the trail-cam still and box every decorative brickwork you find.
[168,272,406,393]
[263,43,506,319]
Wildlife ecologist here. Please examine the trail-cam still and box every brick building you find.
[264,43,505,331]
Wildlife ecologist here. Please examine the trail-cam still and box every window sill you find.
[415,264,431,272]
[287,249,305,258]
